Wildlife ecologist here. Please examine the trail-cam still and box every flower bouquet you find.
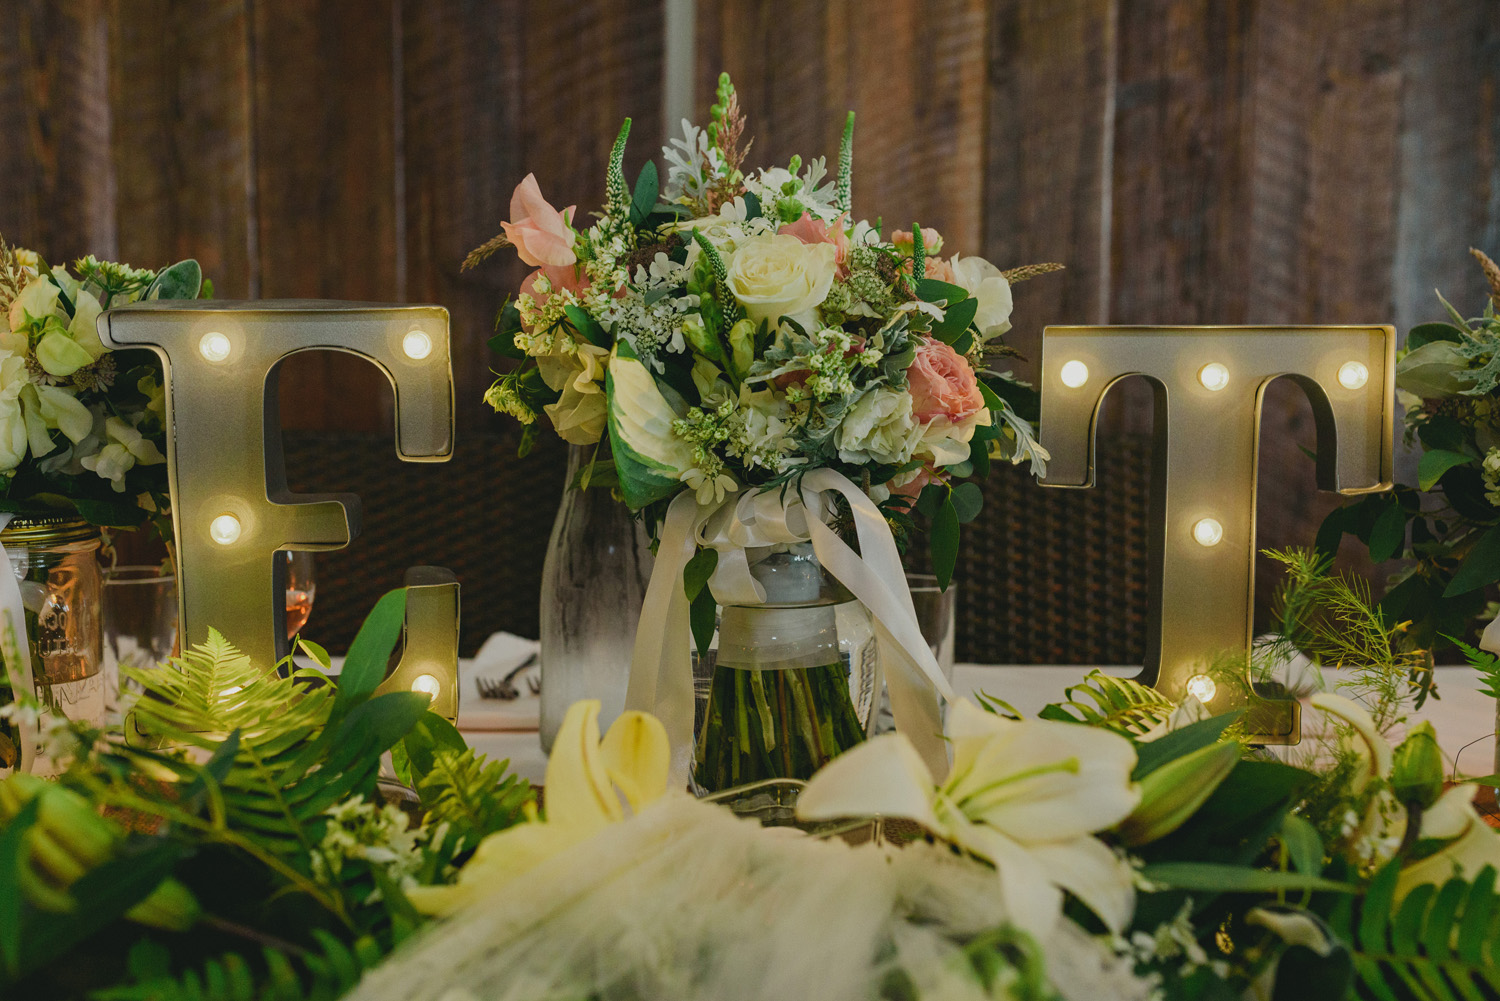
[0,239,205,531]
[475,74,1054,789]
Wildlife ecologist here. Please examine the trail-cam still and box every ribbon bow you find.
[625,468,953,785]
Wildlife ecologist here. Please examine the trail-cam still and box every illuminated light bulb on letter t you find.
[98,301,456,677]
[1038,326,1395,744]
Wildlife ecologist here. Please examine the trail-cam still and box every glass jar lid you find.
[0,515,100,546]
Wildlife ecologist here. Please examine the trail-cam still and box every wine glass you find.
[284,551,316,639]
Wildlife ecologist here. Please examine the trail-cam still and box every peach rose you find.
[778,211,851,274]
[907,339,983,424]
[923,255,956,284]
[890,227,945,256]
[502,173,577,268]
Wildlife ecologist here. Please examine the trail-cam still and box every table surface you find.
[463,663,1499,786]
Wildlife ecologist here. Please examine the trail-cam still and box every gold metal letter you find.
[98,301,455,672]
[375,567,461,723]
[1039,326,1395,743]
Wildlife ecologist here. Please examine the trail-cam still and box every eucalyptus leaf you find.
[683,548,718,601]
[931,498,960,589]
[564,305,610,348]
[913,278,968,305]
[931,298,978,344]
[144,259,202,301]
[950,482,983,524]
[690,588,717,662]
[629,161,659,227]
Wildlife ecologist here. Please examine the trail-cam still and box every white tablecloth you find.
[462,663,1499,786]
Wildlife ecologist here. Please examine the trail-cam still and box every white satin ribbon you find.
[0,513,38,774]
[625,469,954,785]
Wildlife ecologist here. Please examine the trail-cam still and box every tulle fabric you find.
[347,796,1152,1001]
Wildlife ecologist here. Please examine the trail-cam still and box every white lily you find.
[796,699,1141,937]
[1310,693,1500,893]
[407,700,670,917]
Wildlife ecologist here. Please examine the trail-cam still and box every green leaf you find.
[690,588,717,662]
[683,548,718,601]
[930,498,960,589]
[913,278,968,304]
[967,435,991,478]
[1131,712,1241,780]
[950,481,983,524]
[337,588,407,707]
[144,259,202,300]
[1314,505,1348,559]
[1417,448,1474,490]
[1417,414,1468,453]
[0,798,39,977]
[1368,498,1408,563]
[1406,322,1465,349]
[1280,813,1324,876]
[297,637,332,671]
[71,495,152,528]
[629,160,659,227]
[1140,861,1355,894]
[563,304,610,348]
[1444,526,1500,596]
[742,191,762,220]
[931,298,978,344]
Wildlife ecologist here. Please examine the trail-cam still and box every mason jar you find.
[0,516,105,774]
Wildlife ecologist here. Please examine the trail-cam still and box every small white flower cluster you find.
[1117,898,1231,983]
[311,794,432,897]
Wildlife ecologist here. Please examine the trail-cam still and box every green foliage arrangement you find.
[0,590,532,1000]
[1319,249,1500,653]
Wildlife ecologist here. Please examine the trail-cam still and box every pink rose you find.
[501,173,577,268]
[519,263,591,331]
[907,339,983,424]
[778,211,851,274]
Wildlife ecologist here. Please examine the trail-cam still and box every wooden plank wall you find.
[3,0,1497,648]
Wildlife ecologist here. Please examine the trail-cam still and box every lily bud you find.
[728,318,757,380]
[1390,721,1444,809]
[1117,740,1240,846]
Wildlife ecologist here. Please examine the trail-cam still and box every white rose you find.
[725,234,837,332]
[950,255,1014,339]
[836,387,920,465]
[79,416,164,492]
[537,342,610,445]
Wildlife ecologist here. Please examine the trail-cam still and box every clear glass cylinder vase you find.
[692,543,879,794]
[538,445,654,751]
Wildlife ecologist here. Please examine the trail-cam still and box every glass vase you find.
[692,542,879,794]
[0,517,105,776]
[538,444,654,752]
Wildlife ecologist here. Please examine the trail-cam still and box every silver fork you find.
[476,652,538,700]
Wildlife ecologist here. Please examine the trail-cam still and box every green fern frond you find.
[122,629,331,747]
[415,749,532,850]
[95,931,382,1001]
[1044,670,1175,735]
[1327,862,1500,1001]
[835,111,854,213]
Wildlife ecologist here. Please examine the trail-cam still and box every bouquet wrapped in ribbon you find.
[476,75,1054,788]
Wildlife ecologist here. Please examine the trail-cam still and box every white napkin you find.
[458,632,541,732]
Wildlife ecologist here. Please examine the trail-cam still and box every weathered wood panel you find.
[1243,0,1407,608]
[0,0,116,263]
[983,0,1114,381]
[698,0,987,256]
[251,0,401,431]
[401,0,666,426]
[108,0,254,296]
